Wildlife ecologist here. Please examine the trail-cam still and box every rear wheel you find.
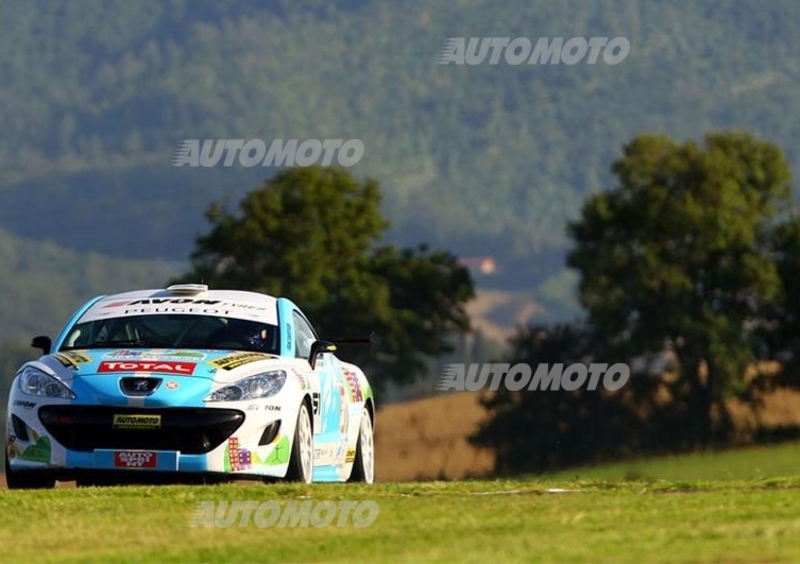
[348,411,374,484]
[5,451,56,490]
[285,402,313,483]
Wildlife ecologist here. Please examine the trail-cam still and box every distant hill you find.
[0,229,181,342]
[2,0,800,313]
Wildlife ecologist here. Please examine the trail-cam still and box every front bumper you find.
[38,405,244,454]
[6,403,297,479]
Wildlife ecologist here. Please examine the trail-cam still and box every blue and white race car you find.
[5,284,375,488]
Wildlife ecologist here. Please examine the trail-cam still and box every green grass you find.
[5,442,800,562]
[3,478,800,563]
[542,441,800,482]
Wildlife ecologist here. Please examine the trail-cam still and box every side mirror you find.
[31,335,52,355]
[308,340,337,370]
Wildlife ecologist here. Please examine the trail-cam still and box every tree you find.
[172,166,474,389]
[566,131,793,447]
[750,218,800,393]
[469,323,642,473]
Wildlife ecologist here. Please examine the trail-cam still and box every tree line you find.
[471,131,800,473]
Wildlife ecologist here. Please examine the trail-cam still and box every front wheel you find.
[5,451,56,490]
[348,411,374,484]
[285,402,313,483]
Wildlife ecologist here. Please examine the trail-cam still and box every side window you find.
[292,311,317,359]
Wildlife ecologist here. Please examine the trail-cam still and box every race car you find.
[4,284,375,488]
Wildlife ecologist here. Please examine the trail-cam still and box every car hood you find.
[40,348,282,382]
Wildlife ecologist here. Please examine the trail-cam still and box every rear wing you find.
[322,332,378,353]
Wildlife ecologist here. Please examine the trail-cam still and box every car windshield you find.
[59,314,280,354]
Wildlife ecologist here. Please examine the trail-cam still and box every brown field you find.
[374,389,800,482]
[374,391,493,481]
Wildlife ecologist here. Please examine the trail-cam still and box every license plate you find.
[92,449,179,471]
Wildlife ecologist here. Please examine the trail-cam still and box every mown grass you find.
[542,440,800,482]
[3,477,800,563]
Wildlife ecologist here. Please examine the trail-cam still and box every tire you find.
[348,410,374,484]
[5,451,56,490]
[285,402,313,483]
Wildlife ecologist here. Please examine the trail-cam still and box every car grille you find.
[38,406,245,454]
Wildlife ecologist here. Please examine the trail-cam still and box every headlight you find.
[205,370,287,402]
[18,366,76,399]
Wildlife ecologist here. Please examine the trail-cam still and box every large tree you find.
[469,323,646,474]
[567,131,793,447]
[172,166,474,389]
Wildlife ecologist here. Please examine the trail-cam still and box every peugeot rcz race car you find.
[5,284,375,488]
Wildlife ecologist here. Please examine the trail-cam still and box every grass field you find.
[4,399,800,563]
[544,441,800,482]
[3,478,800,563]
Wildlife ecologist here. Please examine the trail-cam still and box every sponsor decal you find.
[114,451,157,468]
[210,352,271,371]
[227,437,244,471]
[264,405,281,412]
[113,414,162,429]
[343,369,363,402]
[83,299,277,324]
[98,361,196,374]
[166,381,179,390]
[12,428,51,464]
[52,351,92,369]
[265,435,290,466]
[13,400,36,409]
[223,435,290,472]
[122,307,233,316]
[226,437,252,471]
[338,383,348,434]
[162,349,207,359]
[285,324,293,353]
[345,448,356,464]
[312,392,320,416]
[314,444,343,466]
[103,298,269,310]
[104,349,207,361]
[292,369,309,390]
[103,350,144,358]
[127,298,222,306]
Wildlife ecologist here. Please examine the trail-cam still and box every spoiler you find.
[322,332,377,346]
